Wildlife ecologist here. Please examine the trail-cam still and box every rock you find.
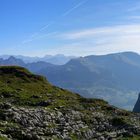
[133,93,140,112]
[0,102,12,109]
[0,104,140,140]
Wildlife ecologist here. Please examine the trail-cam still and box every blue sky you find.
[1,0,140,56]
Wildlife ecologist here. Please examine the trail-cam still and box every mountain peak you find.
[8,56,17,60]
[3,56,25,66]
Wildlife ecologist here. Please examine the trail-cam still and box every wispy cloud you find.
[21,23,140,56]
[49,24,140,56]
[59,24,140,40]
[127,16,140,20]
[128,6,140,11]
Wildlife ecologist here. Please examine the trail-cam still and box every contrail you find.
[21,0,89,44]
[62,0,89,17]
[39,22,54,31]
[39,0,89,32]
[22,32,58,44]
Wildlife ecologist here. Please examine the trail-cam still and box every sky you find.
[1,0,140,56]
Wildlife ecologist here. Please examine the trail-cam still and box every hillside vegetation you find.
[0,66,139,140]
[0,66,81,108]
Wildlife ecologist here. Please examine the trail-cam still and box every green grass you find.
[119,135,140,140]
[0,136,8,140]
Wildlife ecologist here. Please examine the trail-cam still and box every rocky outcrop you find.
[133,93,140,112]
[0,103,140,140]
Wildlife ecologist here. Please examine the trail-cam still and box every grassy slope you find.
[0,136,8,140]
[119,136,140,140]
[0,66,132,112]
[0,66,82,108]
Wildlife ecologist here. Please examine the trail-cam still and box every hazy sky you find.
[1,0,140,56]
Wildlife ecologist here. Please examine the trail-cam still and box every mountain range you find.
[0,52,140,110]
[35,52,140,110]
[0,54,75,65]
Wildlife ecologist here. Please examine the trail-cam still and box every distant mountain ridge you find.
[0,56,25,66]
[0,56,55,74]
[0,52,140,110]
[0,54,75,65]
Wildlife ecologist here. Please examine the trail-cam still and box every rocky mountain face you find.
[0,66,140,140]
[133,93,140,112]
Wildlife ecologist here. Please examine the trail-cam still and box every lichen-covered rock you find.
[0,104,140,140]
